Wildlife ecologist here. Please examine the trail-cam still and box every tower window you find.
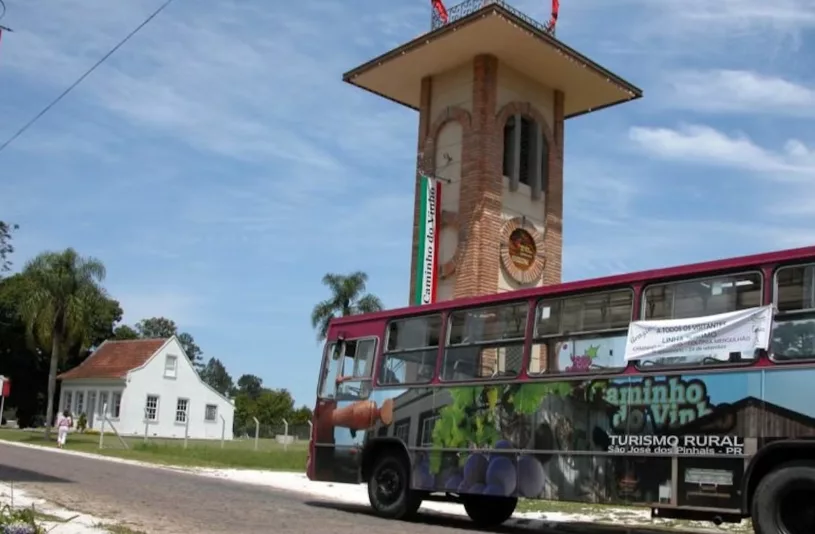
[502,114,549,198]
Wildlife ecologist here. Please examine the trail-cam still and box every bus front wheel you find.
[367,453,422,520]
[463,494,517,527]
[752,461,815,534]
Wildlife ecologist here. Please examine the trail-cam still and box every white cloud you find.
[664,70,815,115]
[628,124,815,176]
[0,0,419,171]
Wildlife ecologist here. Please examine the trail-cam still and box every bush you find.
[0,504,43,534]
[76,413,87,433]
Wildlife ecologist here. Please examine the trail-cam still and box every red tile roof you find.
[58,338,168,380]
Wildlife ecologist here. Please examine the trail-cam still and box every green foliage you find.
[231,374,313,437]
[19,248,107,354]
[429,381,574,473]
[77,413,87,432]
[0,221,18,277]
[289,405,313,425]
[513,382,572,414]
[0,236,296,439]
[0,504,44,534]
[19,248,107,438]
[112,324,139,340]
[310,271,383,341]
[236,374,263,399]
[199,357,233,395]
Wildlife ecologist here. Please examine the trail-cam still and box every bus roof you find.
[331,244,815,325]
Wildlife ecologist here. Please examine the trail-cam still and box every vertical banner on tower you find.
[413,175,442,305]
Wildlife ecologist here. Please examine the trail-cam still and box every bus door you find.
[311,337,378,483]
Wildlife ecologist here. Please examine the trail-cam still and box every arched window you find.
[502,114,548,200]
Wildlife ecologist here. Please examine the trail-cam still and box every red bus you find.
[307,245,815,534]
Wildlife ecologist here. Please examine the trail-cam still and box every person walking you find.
[56,409,72,449]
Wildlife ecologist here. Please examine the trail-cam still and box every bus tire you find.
[751,461,815,534]
[462,494,517,527]
[367,453,422,520]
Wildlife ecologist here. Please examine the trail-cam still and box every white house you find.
[57,337,234,440]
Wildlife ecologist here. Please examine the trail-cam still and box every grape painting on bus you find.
[363,368,815,509]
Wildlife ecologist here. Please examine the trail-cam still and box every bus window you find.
[318,343,339,399]
[378,314,442,385]
[772,263,815,362]
[639,272,762,367]
[442,302,527,380]
[340,338,377,378]
[529,290,632,375]
[643,272,762,321]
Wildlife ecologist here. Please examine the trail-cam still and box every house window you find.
[164,355,178,378]
[144,395,159,421]
[175,398,189,424]
[205,404,218,422]
[63,391,73,412]
[98,391,109,415]
[74,391,85,415]
[111,392,122,418]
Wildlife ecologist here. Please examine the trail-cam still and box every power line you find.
[0,0,178,155]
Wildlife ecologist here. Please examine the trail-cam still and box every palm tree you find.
[310,271,384,340]
[19,248,107,440]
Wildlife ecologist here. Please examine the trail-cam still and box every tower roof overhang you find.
[342,4,643,119]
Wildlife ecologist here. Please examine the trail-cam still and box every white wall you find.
[122,338,234,440]
[59,379,125,431]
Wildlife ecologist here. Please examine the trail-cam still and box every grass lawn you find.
[0,428,307,470]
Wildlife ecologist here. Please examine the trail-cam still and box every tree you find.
[254,388,295,426]
[200,357,233,395]
[85,298,124,348]
[310,271,383,340]
[231,385,302,437]
[0,221,18,276]
[290,405,313,425]
[236,374,263,399]
[1,271,122,428]
[135,316,177,338]
[18,248,106,439]
[176,332,203,367]
[134,317,204,370]
[112,324,139,340]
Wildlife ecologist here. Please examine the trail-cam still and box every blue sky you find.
[1,0,814,408]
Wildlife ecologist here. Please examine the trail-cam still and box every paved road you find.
[1,443,705,534]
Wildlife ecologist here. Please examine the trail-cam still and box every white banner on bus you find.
[624,305,774,362]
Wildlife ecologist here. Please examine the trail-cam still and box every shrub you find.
[0,504,43,534]
[76,413,87,433]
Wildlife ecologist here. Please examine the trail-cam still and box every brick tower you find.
[343,1,642,303]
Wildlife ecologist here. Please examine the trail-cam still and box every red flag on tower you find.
[547,0,560,31]
[432,0,449,24]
